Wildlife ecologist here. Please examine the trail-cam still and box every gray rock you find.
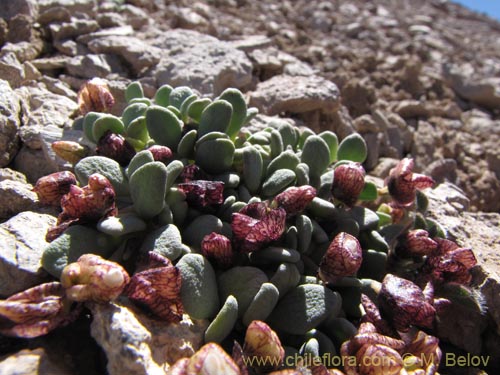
[427,183,500,363]
[0,80,21,167]
[327,106,356,140]
[66,54,125,78]
[13,146,58,182]
[370,157,399,179]
[0,168,28,183]
[38,0,97,17]
[31,55,70,71]
[15,84,78,150]
[0,211,56,297]
[151,29,253,95]
[0,0,39,21]
[353,114,379,133]
[49,19,99,41]
[119,4,149,30]
[249,74,340,116]
[341,78,376,118]
[393,99,430,118]
[76,25,134,44]
[229,35,273,52]
[444,64,500,110]
[90,301,208,375]
[0,348,74,375]
[0,18,7,46]
[96,12,127,29]
[40,77,78,100]
[0,52,25,88]
[53,39,90,56]
[87,36,162,75]
[424,158,458,184]
[1,41,44,63]
[171,6,210,31]
[6,14,36,44]
[37,6,71,25]
[249,47,315,80]
[0,180,38,220]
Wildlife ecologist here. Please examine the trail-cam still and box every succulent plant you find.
[6,80,477,374]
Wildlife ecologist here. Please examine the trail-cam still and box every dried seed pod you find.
[61,254,130,303]
[32,171,77,206]
[185,343,240,375]
[273,185,317,216]
[405,330,441,374]
[243,320,285,372]
[0,282,81,338]
[232,203,286,253]
[51,141,90,164]
[201,232,234,269]
[77,77,115,115]
[96,131,136,166]
[378,274,436,332]
[423,238,476,285]
[386,158,434,207]
[125,252,183,322]
[318,232,362,282]
[147,145,173,164]
[396,229,438,257]
[178,180,225,208]
[331,162,365,207]
[356,343,403,375]
[58,173,116,224]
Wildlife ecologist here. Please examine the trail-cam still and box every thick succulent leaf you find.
[129,162,168,219]
[176,253,219,319]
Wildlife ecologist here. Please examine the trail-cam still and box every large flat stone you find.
[0,211,56,297]
[150,29,253,95]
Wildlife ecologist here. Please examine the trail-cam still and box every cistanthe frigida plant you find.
[0,79,482,375]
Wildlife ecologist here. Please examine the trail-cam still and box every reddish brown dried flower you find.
[178,180,225,208]
[232,341,249,375]
[404,330,441,375]
[360,294,397,338]
[125,252,183,322]
[396,229,438,257]
[273,185,317,216]
[232,202,286,253]
[386,158,434,207]
[356,343,403,375]
[32,171,77,206]
[201,232,234,269]
[318,232,362,282]
[77,77,115,115]
[378,274,436,332]
[61,254,130,303]
[58,173,116,224]
[423,238,477,285]
[243,320,285,372]
[0,282,81,338]
[182,343,241,375]
[332,163,366,207]
[179,164,210,182]
[96,130,136,166]
[147,145,173,164]
[340,322,405,375]
[51,141,90,164]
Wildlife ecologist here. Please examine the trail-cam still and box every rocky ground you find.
[0,0,499,374]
